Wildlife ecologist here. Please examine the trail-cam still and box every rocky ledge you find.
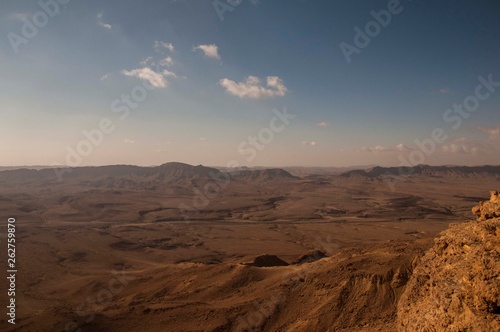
[397,191,500,331]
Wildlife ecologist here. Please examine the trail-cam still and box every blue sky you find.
[1,0,499,167]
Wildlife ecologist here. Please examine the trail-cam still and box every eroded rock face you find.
[397,194,500,331]
[472,191,500,221]
[491,191,500,203]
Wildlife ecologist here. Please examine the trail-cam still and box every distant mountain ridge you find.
[0,162,222,186]
[340,165,500,178]
[229,168,298,181]
[1,163,499,187]
[0,162,296,187]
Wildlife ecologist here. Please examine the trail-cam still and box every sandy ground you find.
[0,166,498,331]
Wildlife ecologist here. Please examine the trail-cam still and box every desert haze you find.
[0,163,499,331]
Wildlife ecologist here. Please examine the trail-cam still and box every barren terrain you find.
[0,163,499,331]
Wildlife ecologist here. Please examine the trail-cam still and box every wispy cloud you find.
[159,56,174,67]
[121,67,169,88]
[302,141,317,146]
[121,41,180,88]
[440,137,484,155]
[154,41,174,52]
[395,143,412,152]
[441,144,480,155]
[97,12,112,30]
[361,145,392,153]
[161,69,178,78]
[140,56,154,66]
[193,44,220,60]
[219,76,288,99]
[478,123,500,141]
[98,22,112,30]
[123,138,135,144]
[317,122,329,127]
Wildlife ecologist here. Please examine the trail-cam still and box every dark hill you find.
[230,168,298,182]
[340,165,500,178]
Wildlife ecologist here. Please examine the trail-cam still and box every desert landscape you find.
[0,163,499,331]
[2,1,500,331]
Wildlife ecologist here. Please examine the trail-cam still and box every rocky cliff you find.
[472,190,500,221]
[397,192,500,331]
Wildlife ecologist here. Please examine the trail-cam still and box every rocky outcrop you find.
[247,254,289,267]
[472,191,500,221]
[291,250,327,265]
[397,192,500,331]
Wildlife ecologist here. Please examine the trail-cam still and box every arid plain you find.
[0,163,499,331]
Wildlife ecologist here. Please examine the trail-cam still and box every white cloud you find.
[317,122,329,127]
[140,56,154,66]
[193,44,220,60]
[98,22,112,30]
[441,144,479,155]
[219,76,288,99]
[361,144,415,153]
[395,143,412,152]
[154,41,174,52]
[123,138,135,144]
[199,137,208,142]
[161,69,178,78]
[121,67,169,88]
[478,124,500,141]
[302,141,317,146]
[97,12,112,29]
[441,138,484,155]
[159,56,174,67]
[100,73,110,81]
[361,145,392,153]
[439,88,451,94]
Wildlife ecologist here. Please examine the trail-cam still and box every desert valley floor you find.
[0,163,499,331]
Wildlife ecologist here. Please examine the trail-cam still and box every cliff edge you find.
[397,191,500,331]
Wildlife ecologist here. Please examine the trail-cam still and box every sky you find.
[1,0,499,167]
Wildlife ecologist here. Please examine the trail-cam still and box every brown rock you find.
[397,212,500,331]
[472,191,500,221]
[491,190,500,203]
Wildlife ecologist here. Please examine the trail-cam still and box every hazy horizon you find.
[2,161,500,170]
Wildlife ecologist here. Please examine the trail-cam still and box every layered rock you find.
[397,192,500,331]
